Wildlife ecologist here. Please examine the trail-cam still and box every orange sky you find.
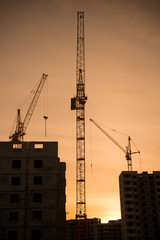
[0,0,160,223]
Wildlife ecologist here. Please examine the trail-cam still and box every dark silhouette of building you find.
[66,218,101,240]
[66,218,122,240]
[101,220,122,240]
[119,171,160,240]
[0,141,66,240]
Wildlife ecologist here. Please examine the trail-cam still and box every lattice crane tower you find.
[71,12,87,220]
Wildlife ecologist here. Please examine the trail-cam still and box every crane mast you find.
[90,119,140,171]
[10,73,48,142]
[71,12,87,220]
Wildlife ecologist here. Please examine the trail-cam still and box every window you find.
[12,160,21,168]
[127,214,134,219]
[9,212,19,221]
[127,208,133,212]
[34,160,42,168]
[124,174,130,178]
[125,194,132,198]
[32,211,41,220]
[13,144,22,149]
[10,194,19,203]
[126,200,132,205]
[11,177,20,185]
[141,189,145,193]
[34,144,43,149]
[33,193,42,202]
[143,216,147,221]
[125,187,132,191]
[32,230,41,240]
[156,175,160,179]
[34,176,42,185]
[124,181,131,185]
[8,231,18,240]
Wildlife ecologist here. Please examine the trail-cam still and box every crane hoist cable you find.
[9,73,48,142]
[90,118,140,171]
[43,76,48,137]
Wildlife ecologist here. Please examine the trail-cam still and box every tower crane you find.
[90,119,140,171]
[71,12,87,220]
[9,73,48,142]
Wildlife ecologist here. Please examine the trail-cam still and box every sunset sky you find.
[1,0,160,223]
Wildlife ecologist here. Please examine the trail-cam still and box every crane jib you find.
[90,118,140,171]
[9,73,48,142]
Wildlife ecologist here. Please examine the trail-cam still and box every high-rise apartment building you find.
[66,218,101,240]
[100,219,122,240]
[0,141,66,240]
[66,218,122,240]
[119,171,160,240]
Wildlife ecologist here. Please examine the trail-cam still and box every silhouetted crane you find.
[9,73,48,142]
[90,118,140,171]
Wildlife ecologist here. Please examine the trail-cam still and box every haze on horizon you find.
[0,0,160,223]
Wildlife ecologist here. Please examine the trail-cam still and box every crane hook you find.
[44,116,48,137]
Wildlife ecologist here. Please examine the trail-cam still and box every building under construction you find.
[0,141,66,240]
[66,218,122,240]
[119,171,160,240]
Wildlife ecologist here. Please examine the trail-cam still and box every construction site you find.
[1,1,160,240]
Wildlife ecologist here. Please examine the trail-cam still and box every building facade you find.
[119,171,160,240]
[100,220,122,240]
[66,218,101,240]
[0,141,66,240]
[66,218,122,240]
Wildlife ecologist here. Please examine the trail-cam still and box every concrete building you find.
[0,141,66,240]
[66,218,122,240]
[119,171,160,240]
[100,220,122,240]
[66,218,101,240]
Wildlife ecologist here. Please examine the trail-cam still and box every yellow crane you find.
[9,73,48,142]
[90,119,140,171]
